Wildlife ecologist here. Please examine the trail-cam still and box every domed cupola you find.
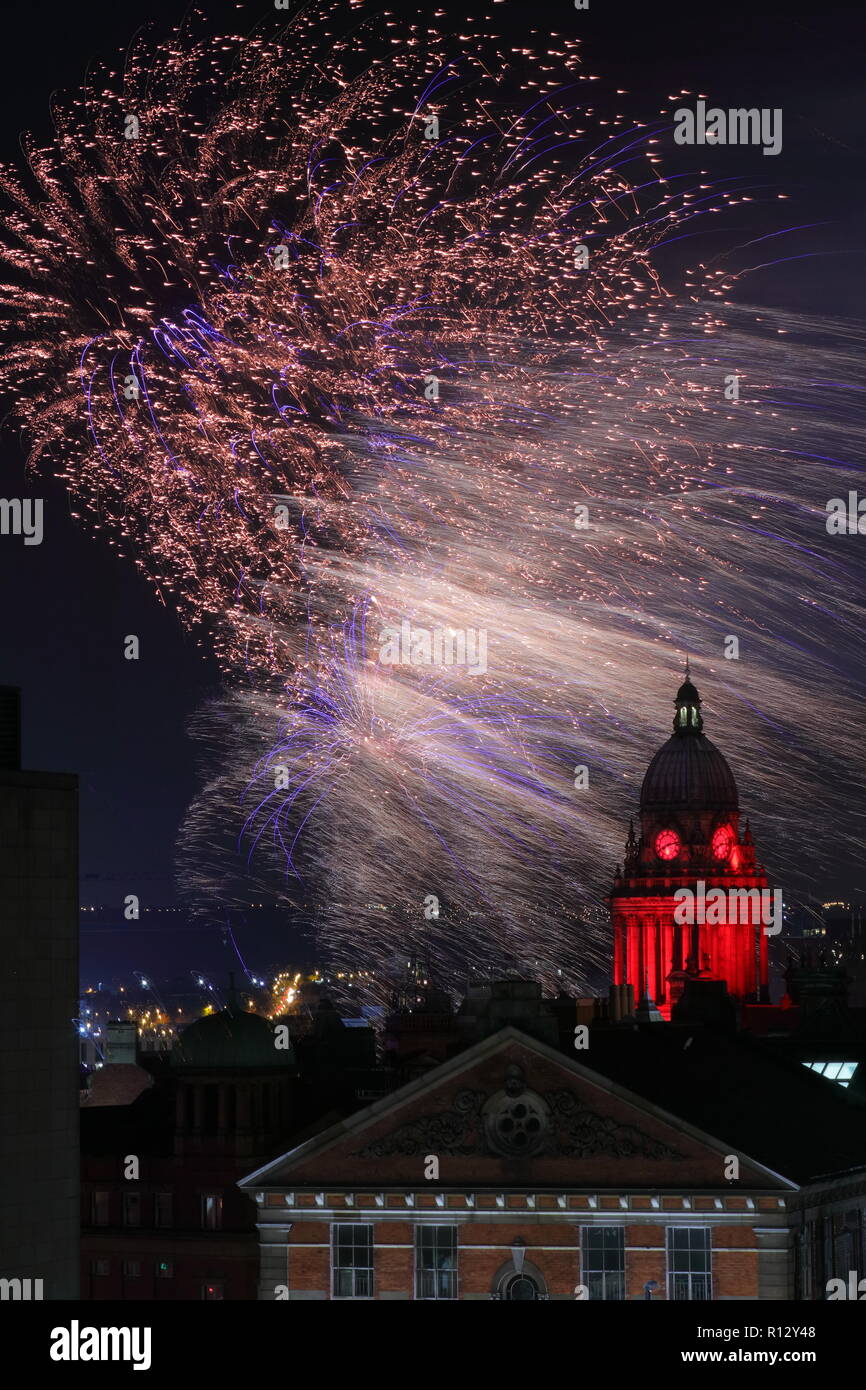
[170,977,296,1159]
[640,666,738,814]
[172,1000,289,1070]
[612,666,771,1019]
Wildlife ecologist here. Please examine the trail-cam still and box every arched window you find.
[491,1257,549,1301]
[505,1274,541,1301]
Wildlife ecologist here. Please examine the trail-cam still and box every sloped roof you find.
[82,1063,153,1107]
[238,1026,794,1192]
[576,1022,866,1184]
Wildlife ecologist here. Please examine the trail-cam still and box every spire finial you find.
[673,662,702,734]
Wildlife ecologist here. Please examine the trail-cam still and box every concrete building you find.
[0,687,79,1299]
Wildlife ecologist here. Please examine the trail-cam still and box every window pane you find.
[202,1195,223,1230]
[667,1230,712,1299]
[332,1225,373,1298]
[416,1226,457,1299]
[155,1194,173,1228]
[583,1227,625,1298]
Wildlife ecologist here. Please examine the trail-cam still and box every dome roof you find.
[640,732,738,812]
[172,1001,292,1070]
[640,669,738,813]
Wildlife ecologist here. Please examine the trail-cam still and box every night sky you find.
[1,0,863,980]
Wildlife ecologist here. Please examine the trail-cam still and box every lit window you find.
[803,1061,858,1088]
[123,1192,141,1227]
[332,1224,373,1299]
[667,1228,712,1300]
[583,1227,625,1300]
[416,1226,457,1299]
[154,1193,173,1228]
[90,1191,110,1227]
[201,1194,223,1230]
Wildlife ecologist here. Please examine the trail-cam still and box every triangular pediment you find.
[240,1027,793,1190]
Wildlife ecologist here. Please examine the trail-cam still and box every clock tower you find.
[611,669,770,1019]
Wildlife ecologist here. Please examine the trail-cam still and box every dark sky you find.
[0,0,863,975]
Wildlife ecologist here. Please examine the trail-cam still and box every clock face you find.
[655,829,681,861]
[712,824,734,860]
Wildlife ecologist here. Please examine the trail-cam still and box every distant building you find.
[80,992,301,1300]
[612,672,771,1018]
[0,687,79,1299]
[383,978,577,1084]
[106,1020,137,1064]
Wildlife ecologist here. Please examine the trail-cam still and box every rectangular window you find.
[416,1226,458,1300]
[90,1191,110,1227]
[810,1219,824,1293]
[90,1259,110,1277]
[667,1227,712,1300]
[201,1194,223,1230]
[797,1224,812,1301]
[155,1260,173,1279]
[123,1192,142,1227]
[332,1224,373,1299]
[201,1281,224,1301]
[154,1193,173,1229]
[582,1227,625,1300]
[122,1260,141,1278]
[203,1085,219,1136]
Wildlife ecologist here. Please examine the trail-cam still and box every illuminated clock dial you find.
[655,829,681,861]
[712,824,734,860]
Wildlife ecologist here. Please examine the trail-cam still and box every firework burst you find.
[2,4,864,996]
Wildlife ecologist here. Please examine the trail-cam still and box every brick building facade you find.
[241,1028,803,1299]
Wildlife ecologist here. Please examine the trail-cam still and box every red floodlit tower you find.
[611,668,770,1019]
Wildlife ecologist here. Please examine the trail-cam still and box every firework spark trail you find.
[180,305,866,996]
[0,5,750,664]
[1,4,864,995]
